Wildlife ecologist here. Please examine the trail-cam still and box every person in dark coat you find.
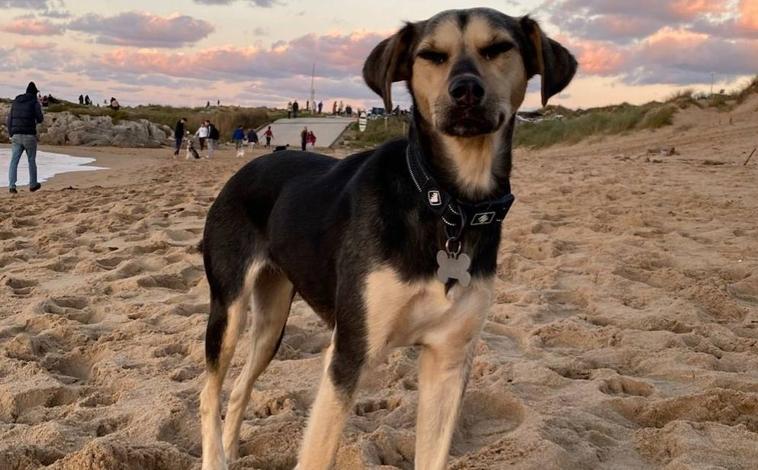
[78,94,84,105]
[6,82,44,193]
[300,126,308,151]
[174,118,187,156]
[292,100,299,118]
[246,128,258,148]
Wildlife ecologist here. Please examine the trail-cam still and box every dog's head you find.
[363,9,577,138]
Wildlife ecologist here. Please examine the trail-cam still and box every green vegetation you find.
[43,102,285,139]
[513,103,677,148]
[338,115,409,148]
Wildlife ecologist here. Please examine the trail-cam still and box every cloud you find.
[691,0,758,39]
[95,31,384,81]
[193,0,276,6]
[40,9,70,18]
[14,39,57,49]
[565,38,626,75]
[627,27,758,84]
[550,0,732,43]
[1,17,64,35]
[68,12,214,48]
[0,0,51,7]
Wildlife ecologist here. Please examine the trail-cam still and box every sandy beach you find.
[1,97,757,470]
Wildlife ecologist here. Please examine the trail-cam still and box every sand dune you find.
[1,97,757,469]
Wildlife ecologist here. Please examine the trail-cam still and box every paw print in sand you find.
[436,250,471,287]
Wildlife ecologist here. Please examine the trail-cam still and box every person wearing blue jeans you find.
[7,81,44,194]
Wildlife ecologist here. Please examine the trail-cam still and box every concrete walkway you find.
[258,116,355,148]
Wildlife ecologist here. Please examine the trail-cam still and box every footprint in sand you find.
[41,296,102,324]
[599,376,654,397]
[355,396,403,417]
[453,390,525,455]
[4,276,38,297]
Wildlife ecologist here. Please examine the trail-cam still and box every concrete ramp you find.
[258,117,355,148]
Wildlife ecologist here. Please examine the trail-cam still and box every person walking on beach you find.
[300,126,308,151]
[246,128,258,148]
[308,130,317,149]
[263,126,273,148]
[207,122,220,159]
[173,117,187,156]
[78,94,84,105]
[6,82,44,194]
[318,101,323,114]
[195,121,209,150]
[292,100,299,118]
[287,101,293,119]
[232,125,245,151]
[84,95,91,106]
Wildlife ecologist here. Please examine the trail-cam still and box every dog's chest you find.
[362,267,492,360]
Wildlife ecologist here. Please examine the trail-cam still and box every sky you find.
[0,0,756,110]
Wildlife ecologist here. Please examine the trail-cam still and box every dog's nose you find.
[448,75,485,106]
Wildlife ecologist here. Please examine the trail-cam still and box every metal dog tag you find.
[436,250,471,287]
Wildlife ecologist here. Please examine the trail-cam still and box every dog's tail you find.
[196,238,204,254]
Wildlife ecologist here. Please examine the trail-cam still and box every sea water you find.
[0,148,106,187]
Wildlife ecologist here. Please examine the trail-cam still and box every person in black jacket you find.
[174,118,187,156]
[6,82,44,194]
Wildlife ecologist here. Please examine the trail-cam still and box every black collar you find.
[405,142,515,243]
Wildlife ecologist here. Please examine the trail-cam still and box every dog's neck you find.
[410,111,514,202]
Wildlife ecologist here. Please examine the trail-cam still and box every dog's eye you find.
[418,50,448,65]
[480,42,513,60]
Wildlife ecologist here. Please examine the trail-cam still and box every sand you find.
[1,98,757,470]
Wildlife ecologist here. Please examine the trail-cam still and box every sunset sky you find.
[1,0,756,110]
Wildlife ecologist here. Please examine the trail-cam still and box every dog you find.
[199,8,576,470]
[186,135,201,160]
[273,144,289,152]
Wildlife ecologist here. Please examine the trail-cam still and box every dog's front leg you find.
[414,284,490,470]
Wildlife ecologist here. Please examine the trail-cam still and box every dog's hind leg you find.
[200,262,264,470]
[222,265,294,461]
[413,282,491,470]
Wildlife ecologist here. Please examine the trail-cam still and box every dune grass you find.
[43,102,284,139]
[512,103,677,148]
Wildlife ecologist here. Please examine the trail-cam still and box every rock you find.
[37,112,171,148]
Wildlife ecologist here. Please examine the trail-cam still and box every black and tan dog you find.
[200,8,576,470]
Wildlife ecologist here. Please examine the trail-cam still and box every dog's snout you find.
[448,75,485,106]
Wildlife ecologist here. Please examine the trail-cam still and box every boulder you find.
[37,112,171,148]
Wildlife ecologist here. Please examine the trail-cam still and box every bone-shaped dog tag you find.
[436,250,471,287]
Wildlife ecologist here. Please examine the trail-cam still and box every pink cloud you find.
[14,38,57,49]
[1,17,63,35]
[670,0,729,19]
[738,0,758,31]
[97,31,384,81]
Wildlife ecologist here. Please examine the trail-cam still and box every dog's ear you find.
[363,22,420,111]
[520,16,577,107]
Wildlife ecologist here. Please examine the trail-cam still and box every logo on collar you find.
[428,190,442,206]
[471,211,496,225]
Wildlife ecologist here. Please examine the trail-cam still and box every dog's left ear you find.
[363,22,420,111]
[520,16,577,107]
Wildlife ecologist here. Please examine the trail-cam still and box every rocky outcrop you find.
[0,102,171,147]
[0,103,9,143]
[38,112,172,148]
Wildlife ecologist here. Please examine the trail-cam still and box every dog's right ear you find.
[363,22,420,111]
